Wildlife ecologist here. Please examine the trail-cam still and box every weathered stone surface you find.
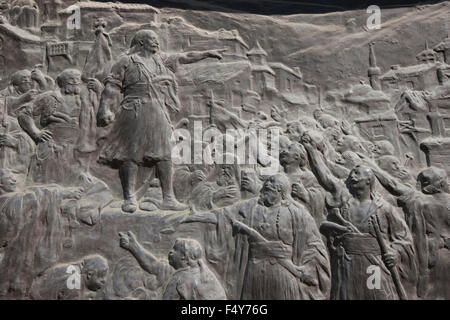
[0,0,448,300]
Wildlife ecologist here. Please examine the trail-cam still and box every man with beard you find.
[368,164,450,299]
[372,140,395,159]
[335,134,366,155]
[183,173,330,300]
[376,155,414,186]
[118,232,226,300]
[18,68,104,181]
[190,159,240,211]
[301,132,417,299]
[173,164,209,204]
[96,29,226,213]
[285,121,305,143]
[0,69,53,176]
[17,69,112,226]
[280,141,326,226]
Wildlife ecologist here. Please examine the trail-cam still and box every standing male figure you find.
[369,165,450,299]
[183,173,331,300]
[97,29,225,213]
[301,132,417,300]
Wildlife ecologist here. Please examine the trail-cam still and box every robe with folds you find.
[98,53,179,169]
[398,191,450,299]
[131,259,226,300]
[204,198,331,300]
[288,170,327,227]
[324,187,417,300]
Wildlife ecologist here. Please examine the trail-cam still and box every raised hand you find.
[87,78,104,94]
[192,170,206,184]
[357,152,377,169]
[301,132,313,149]
[119,231,139,251]
[241,174,254,192]
[214,185,238,201]
[31,68,45,83]
[291,182,307,200]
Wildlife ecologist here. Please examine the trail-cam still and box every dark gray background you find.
[98,0,443,14]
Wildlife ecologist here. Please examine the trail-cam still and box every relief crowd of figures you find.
[0,27,447,301]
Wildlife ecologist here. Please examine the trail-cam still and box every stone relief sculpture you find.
[301,135,417,299]
[119,231,226,300]
[183,173,331,300]
[0,0,448,300]
[366,162,450,299]
[30,254,109,300]
[0,169,84,298]
[96,29,224,213]
[82,17,113,82]
[9,0,39,30]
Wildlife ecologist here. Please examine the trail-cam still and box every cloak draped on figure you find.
[324,188,418,300]
[203,198,331,300]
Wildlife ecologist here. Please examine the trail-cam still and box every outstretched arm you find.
[325,158,350,179]
[119,231,166,276]
[373,168,412,197]
[301,133,341,195]
[170,49,227,65]
[181,212,218,224]
[359,154,412,197]
[231,219,266,242]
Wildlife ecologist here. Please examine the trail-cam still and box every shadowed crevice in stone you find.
[111,0,444,14]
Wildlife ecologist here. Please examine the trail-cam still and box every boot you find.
[160,195,189,211]
[119,162,138,213]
